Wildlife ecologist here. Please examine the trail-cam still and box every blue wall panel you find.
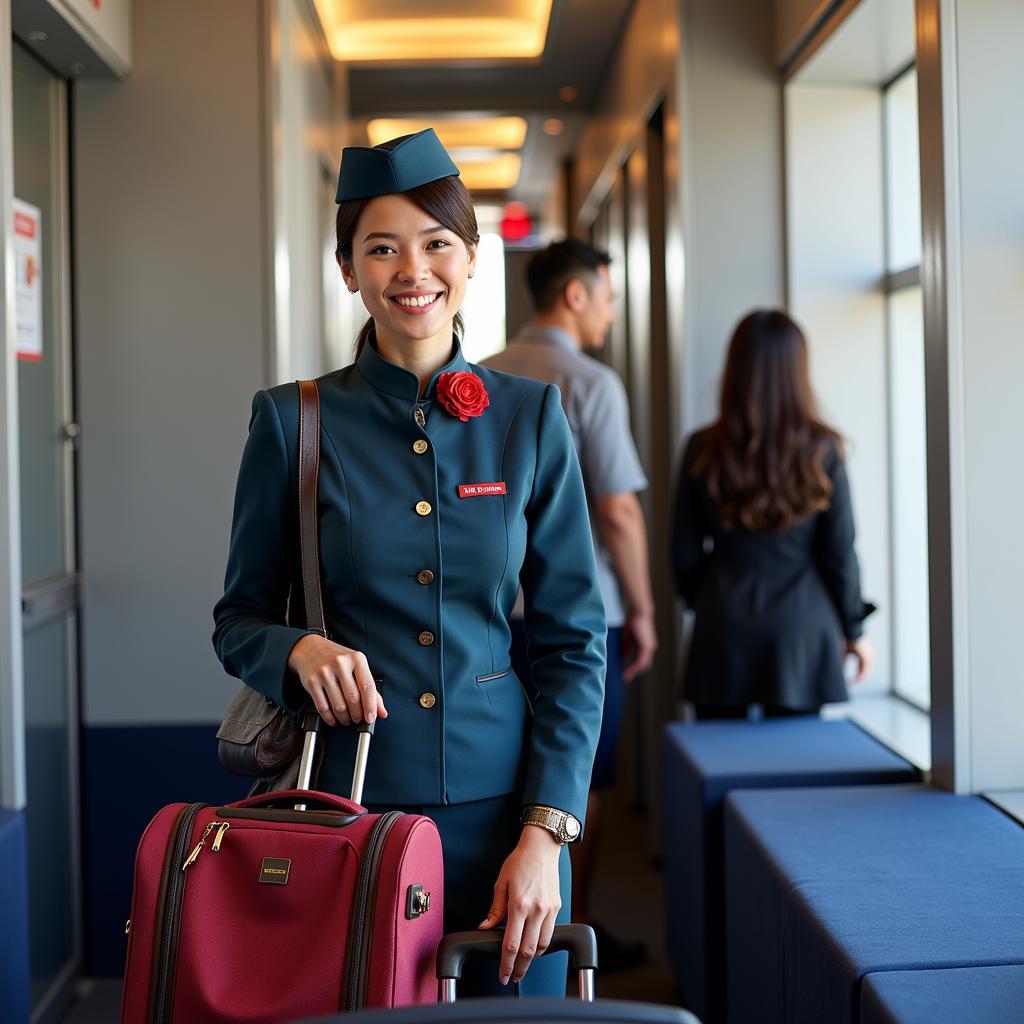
[82,725,246,976]
[0,809,29,1023]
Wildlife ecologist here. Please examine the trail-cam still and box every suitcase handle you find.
[229,789,365,817]
[437,924,598,1002]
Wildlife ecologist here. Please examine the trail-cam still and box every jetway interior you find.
[1,1,1023,1022]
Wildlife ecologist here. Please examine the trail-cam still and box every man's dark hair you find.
[525,239,611,312]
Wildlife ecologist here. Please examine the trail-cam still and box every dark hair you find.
[525,238,611,312]
[694,309,843,532]
[335,145,479,359]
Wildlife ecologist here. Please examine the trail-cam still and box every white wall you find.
[677,0,786,432]
[75,0,271,726]
[785,83,892,690]
[954,0,1024,790]
[572,0,677,229]
[270,0,349,380]
[919,0,1024,792]
[75,0,350,726]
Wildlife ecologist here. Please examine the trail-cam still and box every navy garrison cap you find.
[335,128,461,203]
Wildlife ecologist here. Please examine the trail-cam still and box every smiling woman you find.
[333,133,481,364]
[212,128,607,1000]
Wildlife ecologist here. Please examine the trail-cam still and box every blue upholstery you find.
[662,720,916,1022]
[861,966,1024,1024]
[725,786,1024,1024]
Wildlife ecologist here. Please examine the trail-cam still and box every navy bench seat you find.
[662,719,917,1022]
[861,965,1024,1024]
[725,786,1024,1024]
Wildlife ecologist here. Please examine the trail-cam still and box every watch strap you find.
[521,805,581,844]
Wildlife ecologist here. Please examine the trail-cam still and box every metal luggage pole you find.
[295,716,374,811]
[350,720,374,806]
[296,714,321,792]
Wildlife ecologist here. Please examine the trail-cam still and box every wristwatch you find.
[520,805,582,845]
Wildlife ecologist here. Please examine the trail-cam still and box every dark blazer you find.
[670,428,873,709]
[213,338,606,821]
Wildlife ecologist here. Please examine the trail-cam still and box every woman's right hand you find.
[287,634,388,727]
[844,637,875,683]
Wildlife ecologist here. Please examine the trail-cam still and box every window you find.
[883,66,930,711]
[784,4,930,722]
[460,230,507,364]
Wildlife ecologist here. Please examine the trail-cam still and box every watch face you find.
[565,816,581,839]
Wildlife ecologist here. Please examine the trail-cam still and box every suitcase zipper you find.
[344,811,403,1010]
[150,802,207,1023]
[181,821,230,869]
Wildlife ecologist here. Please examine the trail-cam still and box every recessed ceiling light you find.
[559,86,578,103]
[458,154,522,192]
[367,117,527,151]
[314,1,554,63]
[542,119,564,136]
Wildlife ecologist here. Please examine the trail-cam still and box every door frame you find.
[10,37,84,1024]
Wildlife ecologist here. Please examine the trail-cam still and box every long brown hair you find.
[694,309,843,532]
[335,144,480,359]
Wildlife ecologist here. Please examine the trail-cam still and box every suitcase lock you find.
[405,883,431,919]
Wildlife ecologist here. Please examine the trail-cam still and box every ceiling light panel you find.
[367,117,527,151]
[313,0,553,62]
[458,154,522,192]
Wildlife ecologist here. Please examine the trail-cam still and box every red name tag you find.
[458,482,508,499]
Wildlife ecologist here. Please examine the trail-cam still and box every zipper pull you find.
[211,822,230,851]
[182,822,218,871]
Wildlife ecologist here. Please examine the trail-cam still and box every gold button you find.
[418,630,435,646]
[415,501,432,516]
[419,692,436,709]
[412,439,429,455]
[417,569,435,585]
[415,408,426,428]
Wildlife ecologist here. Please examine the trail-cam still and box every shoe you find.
[588,920,649,973]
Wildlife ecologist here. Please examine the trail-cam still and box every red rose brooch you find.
[437,371,490,422]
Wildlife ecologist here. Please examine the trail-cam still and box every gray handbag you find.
[216,380,326,792]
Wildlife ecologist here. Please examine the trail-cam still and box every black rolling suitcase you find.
[301,924,701,1023]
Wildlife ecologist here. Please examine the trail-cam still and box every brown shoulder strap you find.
[297,380,327,637]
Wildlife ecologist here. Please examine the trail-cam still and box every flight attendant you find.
[213,129,606,996]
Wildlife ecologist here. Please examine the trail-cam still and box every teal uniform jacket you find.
[213,337,607,823]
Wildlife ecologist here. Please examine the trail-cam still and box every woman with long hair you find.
[213,130,606,994]
[671,309,874,718]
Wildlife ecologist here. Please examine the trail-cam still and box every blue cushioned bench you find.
[725,786,1024,1024]
[662,720,917,1022]
[861,965,1024,1024]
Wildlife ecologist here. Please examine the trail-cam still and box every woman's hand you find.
[845,636,875,683]
[478,825,562,986]
[287,634,387,726]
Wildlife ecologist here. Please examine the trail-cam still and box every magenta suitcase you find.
[121,722,445,1021]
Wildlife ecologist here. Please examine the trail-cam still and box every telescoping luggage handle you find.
[293,716,374,810]
[436,924,599,1003]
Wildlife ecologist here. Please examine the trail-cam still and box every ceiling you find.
[794,0,915,86]
[334,0,634,212]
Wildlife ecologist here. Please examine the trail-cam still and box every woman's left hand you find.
[478,825,562,985]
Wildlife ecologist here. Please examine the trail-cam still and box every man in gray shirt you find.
[484,239,656,969]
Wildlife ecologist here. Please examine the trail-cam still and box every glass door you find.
[12,40,82,1021]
